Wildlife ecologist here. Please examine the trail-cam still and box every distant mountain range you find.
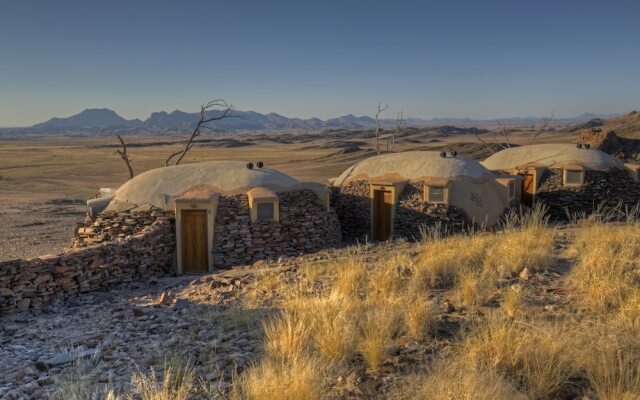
[0,108,623,136]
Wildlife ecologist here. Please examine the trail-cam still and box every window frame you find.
[563,168,585,187]
[256,201,275,221]
[507,181,516,200]
[425,185,449,204]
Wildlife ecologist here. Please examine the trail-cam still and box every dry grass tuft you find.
[231,354,323,400]
[463,314,577,399]
[263,312,311,361]
[129,359,195,400]
[568,223,640,313]
[390,362,526,400]
[501,285,524,318]
[416,235,490,289]
[458,271,496,308]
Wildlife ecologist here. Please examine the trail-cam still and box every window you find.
[508,182,516,199]
[256,202,275,221]
[564,169,583,186]
[428,186,445,203]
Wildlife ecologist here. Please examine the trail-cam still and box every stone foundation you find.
[332,181,470,242]
[212,189,341,267]
[0,220,175,314]
[536,169,640,220]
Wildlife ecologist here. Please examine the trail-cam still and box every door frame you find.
[515,167,541,206]
[368,180,406,242]
[372,189,393,241]
[175,195,219,274]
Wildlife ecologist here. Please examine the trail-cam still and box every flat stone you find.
[35,349,98,371]
[174,298,189,310]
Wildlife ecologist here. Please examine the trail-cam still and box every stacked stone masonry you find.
[331,180,470,242]
[536,169,640,221]
[212,189,342,267]
[72,208,174,248]
[0,220,175,314]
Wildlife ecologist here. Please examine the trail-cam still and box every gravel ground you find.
[0,199,86,261]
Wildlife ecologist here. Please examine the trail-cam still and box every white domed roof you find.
[481,144,624,171]
[107,161,299,210]
[333,151,494,186]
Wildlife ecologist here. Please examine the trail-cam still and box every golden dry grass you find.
[389,362,527,400]
[462,315,578,399]
[129,359,196,400]
[568,223,640,313]
[55,215,640,399]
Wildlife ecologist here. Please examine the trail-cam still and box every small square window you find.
[565,170,583,185]
[256,202,274,221]
[428,186,445,203]
[508,182,515,199]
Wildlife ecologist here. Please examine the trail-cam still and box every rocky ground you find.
[0,229,577,400]
[0,199,86,262]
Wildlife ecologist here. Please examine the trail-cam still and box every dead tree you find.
[165,99,235,167]
[386,110,404,153]
[373,102,389,155]
[528,109,555,145]
[115,134,134,179]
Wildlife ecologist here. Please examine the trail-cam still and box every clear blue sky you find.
[1,0,639,126]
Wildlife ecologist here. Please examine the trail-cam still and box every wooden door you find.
[181,210,208,273]
[520,174,535,206]
[372,190,393,241]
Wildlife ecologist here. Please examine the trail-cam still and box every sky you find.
[1,0,639,126]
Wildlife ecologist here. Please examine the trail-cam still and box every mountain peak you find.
[34,108,138,129]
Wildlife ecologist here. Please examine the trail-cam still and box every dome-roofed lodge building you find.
[331,151,521,242]
[482,144,640,220]
[104,160,341,274]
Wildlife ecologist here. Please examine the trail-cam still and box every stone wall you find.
[212,189,341,267]
[0,220,175,314]
[393,182,469,239]
[332,181,470,243]
[330,180,371,242]
[71,207,174,248]
[536,168,640,220]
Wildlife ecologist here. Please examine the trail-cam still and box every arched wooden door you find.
[372,190,393,241]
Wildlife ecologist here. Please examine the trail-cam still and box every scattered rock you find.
[174,298,189,310]
[35,349,98,371]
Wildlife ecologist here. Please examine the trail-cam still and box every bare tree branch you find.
[472,131,499,154]
[497,121,512,149]
[528,109,555,146]
[387,110,404,153]
[115,134,134,179]
[165,99,236,167]
[374,102,388,155]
